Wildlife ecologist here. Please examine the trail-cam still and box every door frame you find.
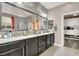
[61,10,79,47]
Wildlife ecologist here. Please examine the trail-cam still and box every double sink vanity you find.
[0,32,54,56]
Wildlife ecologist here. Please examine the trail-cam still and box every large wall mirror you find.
[1,2,47,33]
[1,12,35,32]
[1,3,37,32]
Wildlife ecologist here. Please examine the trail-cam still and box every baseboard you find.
[54,43,63,47]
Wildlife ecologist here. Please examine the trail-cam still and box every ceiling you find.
[10,2,67,10]
[40,2,67,10]
[4,2,67,17]
[9,2,67,10]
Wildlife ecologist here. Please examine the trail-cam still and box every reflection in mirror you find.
[48,20,53,29]
[1,16,12,31]
[38,16,47,33]
[26,15,38,33]
[1,9,34,32]
[0,2,48,38]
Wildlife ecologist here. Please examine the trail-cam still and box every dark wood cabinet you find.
[0,33,55,56]
[25,37,39,56]
[38,35,47,54]
[0,40,25,56]
[1,46,24,56]
[47,35,51,48]
[50,34,54,45]
[47,34,54,48]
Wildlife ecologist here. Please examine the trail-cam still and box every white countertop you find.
[0,31,54,44]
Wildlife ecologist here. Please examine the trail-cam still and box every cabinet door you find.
[0,40,25,56]
[50,34,54,45]
[39,36,47,54]
[25,40,29,56]
[1,46,24,56]
[27,38,39,56]
[47,35,51,48]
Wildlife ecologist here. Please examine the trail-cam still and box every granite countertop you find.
[0,31,54,44]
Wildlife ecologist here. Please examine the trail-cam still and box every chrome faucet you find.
[5,31,12,38]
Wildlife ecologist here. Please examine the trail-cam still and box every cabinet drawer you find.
[39,44,46,53]
[39,41,46,47]
[0,40,25,54]
[39,36,47,43]
[39,36,47,39]
[0,46,24,56]
[50,34,54,44]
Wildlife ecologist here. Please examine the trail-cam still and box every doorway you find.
[61,11,79,48]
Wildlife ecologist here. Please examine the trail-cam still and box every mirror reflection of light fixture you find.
[42,13,47,17]
[18,15,25,17]
[19,15,22,17]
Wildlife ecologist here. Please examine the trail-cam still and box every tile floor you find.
[39,45,79,56]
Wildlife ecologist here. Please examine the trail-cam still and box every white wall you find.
[48,2,79,46]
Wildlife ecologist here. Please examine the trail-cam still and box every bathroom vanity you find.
[0,2,55,56]
[0,32,54,56]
